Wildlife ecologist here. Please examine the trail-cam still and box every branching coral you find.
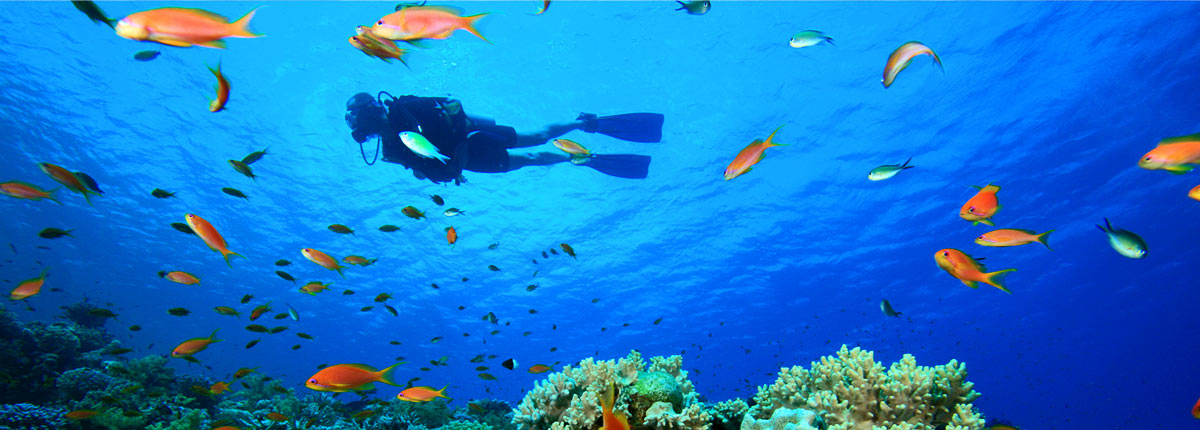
[513,350,708,430]
[739,407,823,430]
[708,399,748,430]
[748,346,984,430]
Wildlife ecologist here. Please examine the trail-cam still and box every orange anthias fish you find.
[882,41,942,88]
[305,363,402,392]
[185,214,243,267]
[446,226,457,245]
[208,62,230,112]
[39,163,94,204]
[396,385,449,402]
[975,229,1053,250]
[934,249,1016,294]
[65,410,100,420]
[1190,184,1200,201]
[600,382,630,430]
[159,271,200,285]
[233,367,257,379]
[343,256,376,266]
[528,364,552,374]
[1138,132,1200,174]
[552,139,590,158]
[0,181,60,204]
[300,282,330,295]
[372,6,488,42]
[10,268,49,300]
[724,125,786,181]
[250,303,271,321]
[172,329,221,357]
[210,381,232,394]
[302,248,345,278]
[960,184,1001,226]
[1192,396,1200,418]
[536,0,551,15]
[351,26,410,65]
[265,412,289,422]
[114,7,262,49]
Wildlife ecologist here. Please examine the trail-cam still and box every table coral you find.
[749,345,984,430]
[513,350,708,430]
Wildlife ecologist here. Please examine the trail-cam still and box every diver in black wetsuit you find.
[344,92,663,185]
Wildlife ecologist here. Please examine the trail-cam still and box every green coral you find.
[146,408,209,430]
[632,372,683,413]
[442,421,495,430]
[94,407,147,430]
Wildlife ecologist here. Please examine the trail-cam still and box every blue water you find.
[2,1,1199,428]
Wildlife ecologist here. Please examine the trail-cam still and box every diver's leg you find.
[512,119,587,148]
[507,151,571,170]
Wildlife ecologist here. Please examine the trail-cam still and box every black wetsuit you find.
[380,96,518,184]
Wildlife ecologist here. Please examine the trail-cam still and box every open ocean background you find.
[2,1,1199,428]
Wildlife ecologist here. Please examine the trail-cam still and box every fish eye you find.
[1143,157,1152,161]
[942,251,949,257]
[967,206,975,213]
[977,236,984,240]
[377,20,384,24]
[308,379,317,384]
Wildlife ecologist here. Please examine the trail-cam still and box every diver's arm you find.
[513,119,586,148]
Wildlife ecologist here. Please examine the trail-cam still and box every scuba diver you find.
[345,92,663,184]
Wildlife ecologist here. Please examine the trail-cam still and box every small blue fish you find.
[286,304,299,321]
[789,30,834,48]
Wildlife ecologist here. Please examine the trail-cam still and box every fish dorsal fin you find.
[176,7,232,23]
[1158,133,1200,145]
[342,363,379,372]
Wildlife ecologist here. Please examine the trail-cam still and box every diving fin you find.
[579,113,664,143]
[577,154,651,179]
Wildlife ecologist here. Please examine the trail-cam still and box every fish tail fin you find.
[223,250,244,267]
[210,329,223,342]
[336,266,346,278]
[825,35,836,46]
[1037,230,1055,251]
[461,13,490,43]
[901,157,914,169]
[438,385,451,400]
[763,125,786,147]
[377,363,403,386]
[231,6,264,38]
[675,0,685,10]
[81,190,93,206]
[930,49,944,71]
[47,188,62,205]
[983,269,1017,293]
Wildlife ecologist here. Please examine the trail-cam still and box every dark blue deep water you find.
[2,2,1199,429]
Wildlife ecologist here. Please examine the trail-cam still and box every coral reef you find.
[739,407,823,430]
[708,399,748,430]
[513,350,709,430]
[0,403,67,430]
[0,307,112,404]
[748,345,985,430]
[59,301,111,329]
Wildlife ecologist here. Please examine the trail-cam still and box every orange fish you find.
[600,382,630,430]
[934,249,1016,294]
[975,229,1053,250]
[233,367,257,379]
[1138,132,1200,174]
[65,410,100,420]
[114,7,262,49]
[959,184,1001,226]
[372,6,488,42]
[724,125,786,181]
[159,270,200,285]
[552,139,590,158]
[536,0,551,15]
[300,282,331,295]
[396,385,449,402]
[265,412,289,422]
[351,26,410,65]
[1193,396,1200,418]
[342,255,376,266]
[528,364,552,374]
[208,62,230,112]
[39,163,94,205]
[0,181,60,204]
[1190,184,1200,201]
[185,214,243,267]
[446,226,457,245]
[250,303,271,321]
[352,410,377,419]
[9,268,49,300]
[882,41,942,88]
[302,248,345,278]
[305,363,402,392]
[172,329,221,357]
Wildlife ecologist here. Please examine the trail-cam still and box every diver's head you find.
[346,92,387,143]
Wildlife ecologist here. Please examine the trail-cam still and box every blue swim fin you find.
[579,113,664,143]
[577,154,651,179]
